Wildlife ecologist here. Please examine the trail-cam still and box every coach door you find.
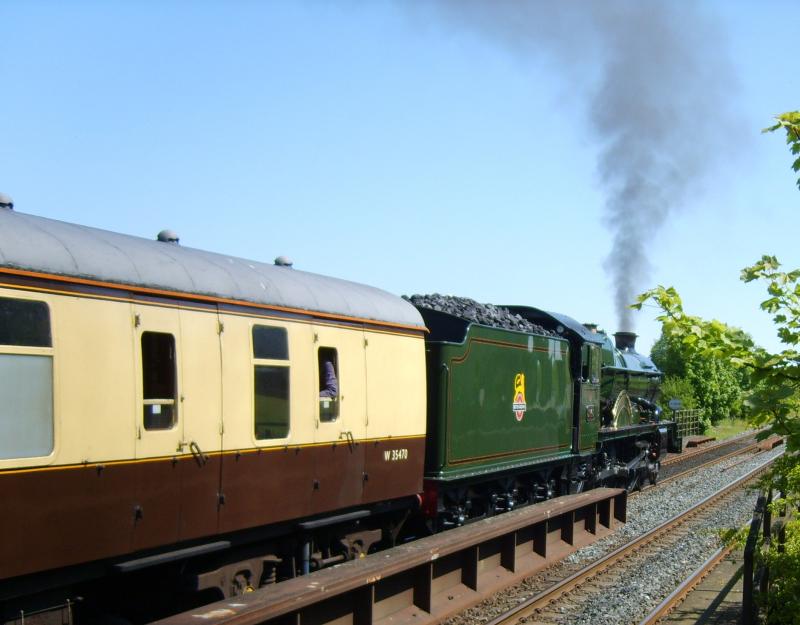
[132,305,183,550]
[176,308,223,540]
[311,324,367,513]
[132,305,223,548]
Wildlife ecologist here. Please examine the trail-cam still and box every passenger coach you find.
[0,207,426,613]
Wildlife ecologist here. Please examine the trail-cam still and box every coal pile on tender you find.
[404,294,554,336]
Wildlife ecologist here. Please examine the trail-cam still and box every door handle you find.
[339,430,355,451]
[189,441,207,467]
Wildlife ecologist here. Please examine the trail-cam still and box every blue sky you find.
[2,1,798,355]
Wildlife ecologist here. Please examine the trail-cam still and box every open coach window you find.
[0,297,54,459]
[252,325,290,439]
[318,347,339,422]
[141,331,177,430]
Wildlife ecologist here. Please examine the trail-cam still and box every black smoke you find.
[413,1,738,331]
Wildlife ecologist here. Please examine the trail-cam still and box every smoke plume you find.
[416,1,737,330]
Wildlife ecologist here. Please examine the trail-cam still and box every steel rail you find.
[660,430,758,467]
[482,453,778,625]
[654,443,759,487]
[637,543,734,625]
[652,434,781,491]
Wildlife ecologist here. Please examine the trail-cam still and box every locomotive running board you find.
[154,488,625,625]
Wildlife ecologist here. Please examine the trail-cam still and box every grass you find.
[707,417,752,440]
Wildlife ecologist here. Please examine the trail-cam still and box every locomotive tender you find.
[0,207,676,621]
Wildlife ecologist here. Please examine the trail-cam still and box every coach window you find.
[318,347,339,422]
[0,297,54,460]
[141,332,177,430]
[253,325,290,439]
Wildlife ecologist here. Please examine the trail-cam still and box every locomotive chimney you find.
[614,331,638,352]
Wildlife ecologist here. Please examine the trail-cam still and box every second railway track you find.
[468,446,782,625]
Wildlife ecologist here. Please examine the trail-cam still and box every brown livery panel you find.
[0,436,425,581]
[363,437,425,503]
[218,446,313,533]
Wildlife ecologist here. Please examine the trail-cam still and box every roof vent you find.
[583,323,598,333]
[157,229,180,244]
[274,255,293,268]
[0,193,14,210]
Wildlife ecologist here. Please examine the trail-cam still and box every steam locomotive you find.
[0,206,677,622]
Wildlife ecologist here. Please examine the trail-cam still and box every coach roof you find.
[0,210,425,329]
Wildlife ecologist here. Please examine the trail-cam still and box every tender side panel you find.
[432,326,573,478]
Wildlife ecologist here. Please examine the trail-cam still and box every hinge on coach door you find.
[134,313,141,328]
[218,321,225,334]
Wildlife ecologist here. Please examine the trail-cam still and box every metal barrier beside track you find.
[671,409,706,438]
[152,489,626,625]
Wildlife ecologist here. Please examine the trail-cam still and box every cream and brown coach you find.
[0,207,426,608]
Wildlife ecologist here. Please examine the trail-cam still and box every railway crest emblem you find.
[513,373,527,421]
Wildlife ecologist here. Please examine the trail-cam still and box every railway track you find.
[661,430,758,468]
[147,435,778,625]
[651,431,780,491]
[637,542,735,625]
[475,451,778,625]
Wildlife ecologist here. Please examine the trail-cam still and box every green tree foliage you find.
[760,455,800,623]
[659,375,698,410]
[763,111,800,190]
[634,260,800,625]
[651,331,687,377]
[685,357,743,422]
[651,328,745,422]
[633,260,796,445]
[638,114,800,621]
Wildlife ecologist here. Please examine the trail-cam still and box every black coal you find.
[404,294,554,336]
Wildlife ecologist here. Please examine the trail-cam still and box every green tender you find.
[425,323,575,482]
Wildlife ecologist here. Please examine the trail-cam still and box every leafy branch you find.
[763,111,800,190]
[633,255,800,453]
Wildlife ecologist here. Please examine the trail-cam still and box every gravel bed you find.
[404,294,554,336]
[445,446,783,625]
